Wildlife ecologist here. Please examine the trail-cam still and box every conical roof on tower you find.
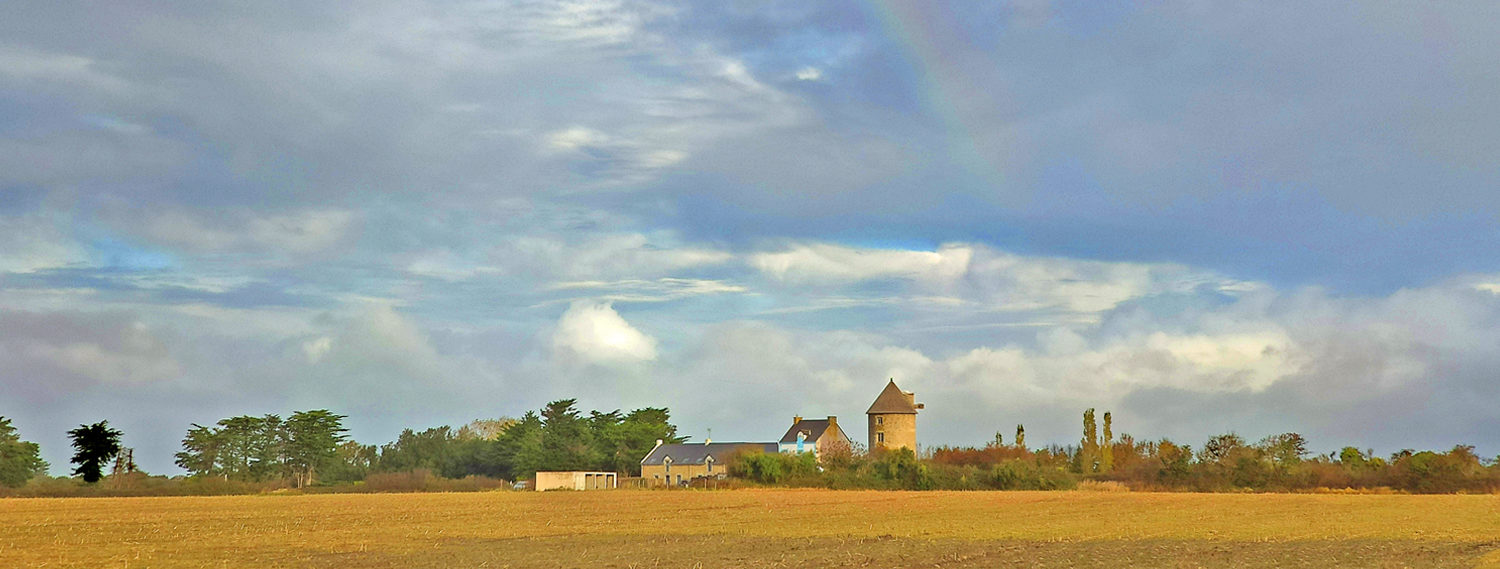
[865,379,920,414]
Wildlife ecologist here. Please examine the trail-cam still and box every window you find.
[876,416,884,426]
[876,432,885,443]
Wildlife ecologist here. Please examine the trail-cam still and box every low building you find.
[640,440,777,486]
[534,471,618,491]
[777,416,851,457]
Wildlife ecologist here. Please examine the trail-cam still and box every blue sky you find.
[4,1,1500,473]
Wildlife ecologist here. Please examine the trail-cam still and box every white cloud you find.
[542,126,687,183]
[548,278,747,302]
[795,66,822,81]
[552,300,658,364]
[749,241,1256,318]
[751,242,973,285]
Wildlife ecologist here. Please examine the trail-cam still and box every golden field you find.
[3,489,1500,568]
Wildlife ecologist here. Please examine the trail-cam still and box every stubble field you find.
[3,489,1500,568]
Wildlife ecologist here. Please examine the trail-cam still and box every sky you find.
[4,1,1500,474]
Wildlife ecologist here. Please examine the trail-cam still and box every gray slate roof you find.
[778,418,849,444]
[640,442,777,466]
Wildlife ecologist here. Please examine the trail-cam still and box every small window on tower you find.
[876,432,885,443]
[876,416,884,426]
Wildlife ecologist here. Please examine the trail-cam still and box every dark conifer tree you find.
[68,421,122,483]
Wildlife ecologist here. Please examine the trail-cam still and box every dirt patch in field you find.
[301,534,1498,569]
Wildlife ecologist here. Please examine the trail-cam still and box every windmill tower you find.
[866,379,922,452]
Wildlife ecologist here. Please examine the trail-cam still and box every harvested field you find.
[3,490,1499,568]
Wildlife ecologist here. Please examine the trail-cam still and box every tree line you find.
[674,408,1500,494]
[922,409,1500,493]
[5,404,1500,494]
[168,399,683,487]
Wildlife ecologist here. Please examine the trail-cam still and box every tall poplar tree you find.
[1081,408,1098,473]
[1101,411,1114,472]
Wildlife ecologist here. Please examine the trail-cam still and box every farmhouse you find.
[640,441,777,486]
[867,379,922,452]
[777,416,851,457]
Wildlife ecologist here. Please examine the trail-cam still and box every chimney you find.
[903,391,915,406]
[827,416,837,427]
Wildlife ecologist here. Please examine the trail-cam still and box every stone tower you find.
[866,379,922,452]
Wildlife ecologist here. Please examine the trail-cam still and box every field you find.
[4,490,1500,568]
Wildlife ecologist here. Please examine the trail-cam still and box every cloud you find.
[548,278,747,303]
[748,241,1255,319]
[552,300,659,365]
[499,233,733,281]
[0,214,89,273]
[0,46,132,94]
[751,242,972,285]
[646,273,1500,452]
[0,310,181,398]
[6,1,1500,473]
[135,209,356,256]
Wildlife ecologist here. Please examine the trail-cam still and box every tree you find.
[1080,408,1099,473]
[283,410,348,487]
[536,399,599,472]
[494,411,544,480]
[1258,433,1308,468]
[591,407,685,475]
[1101,412,1114,473]
[1153,438,1192,483]
[0,417,48,488]
[322,441,379,484]
[68,421,122,483]
[456,417,516,440]
[175,423,224,478]
[1200,433,1246,464]
[377,427,457,473]
[1015,424,1025,449]
[174,415,286,481]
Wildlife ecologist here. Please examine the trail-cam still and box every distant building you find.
[866,379,922,452]
[777,416,851,457]
[640,440,777,486]
[534,471,617,491]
